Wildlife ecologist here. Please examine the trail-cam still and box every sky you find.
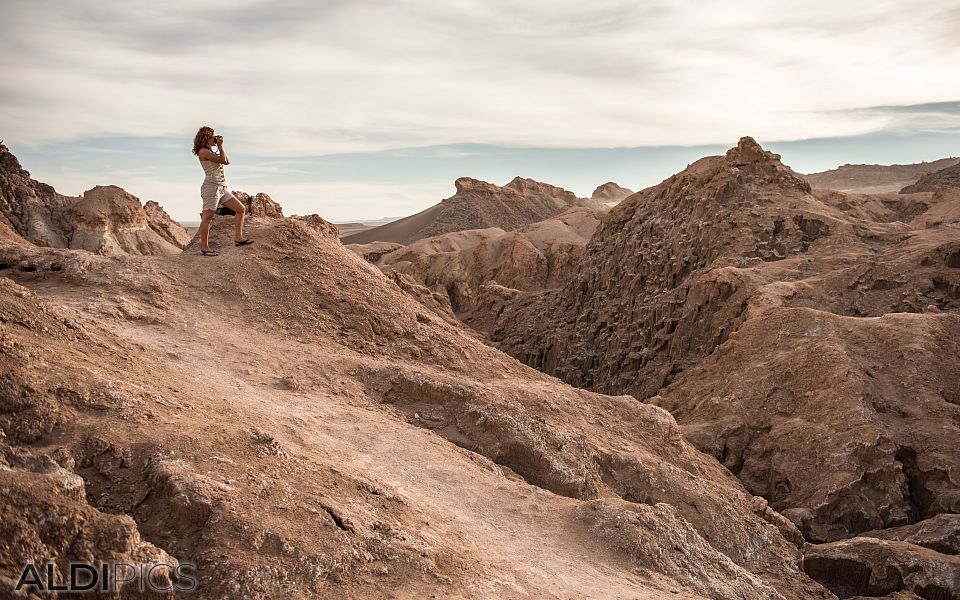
[2,0,960,222]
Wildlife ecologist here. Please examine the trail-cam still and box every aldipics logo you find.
[13,561,197,594]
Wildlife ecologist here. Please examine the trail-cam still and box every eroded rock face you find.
[577,499,783,599]
[233,190,284,218]
[861,514,960,556]
[353,206,601,331]
[71,185,186,256]
[652,308,960,542]
[1,447,182,597]
[803,536,960,600]
[492,137,826,398]
[0,142,79,247]
[342,176,586,245]
[145,200,192,248]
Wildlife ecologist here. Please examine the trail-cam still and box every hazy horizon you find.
[7,131,960,222]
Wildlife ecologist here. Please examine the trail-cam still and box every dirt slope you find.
[342,177,584,245]
[0,211,832,598]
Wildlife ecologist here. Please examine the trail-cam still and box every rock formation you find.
[651,309,960,543]
[341,176,585,245]
[492,137,837,398]
[900,160,960,193]
[803,536,959,599]
[861,514,960,555]
[71,185,187,255]
[0,142,79,247]
[0,144,190,255]
[351,206,602,331]
[590,181,634,205]
[483,137,960,562]
[804,157,958,194]
[144,200,192,247]
[233,190,284,218]
[0,196,834,597]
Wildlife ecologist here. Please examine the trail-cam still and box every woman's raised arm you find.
[198,145,229,165]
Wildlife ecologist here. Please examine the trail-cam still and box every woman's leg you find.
[199,209,215,249]
[221,197,247,241]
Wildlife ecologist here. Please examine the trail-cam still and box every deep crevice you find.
[896,446,933,524]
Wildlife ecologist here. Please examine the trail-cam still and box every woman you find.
[192,126,253,256]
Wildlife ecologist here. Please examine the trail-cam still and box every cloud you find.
[2,0,959,156]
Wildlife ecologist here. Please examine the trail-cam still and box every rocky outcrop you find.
[861,514,960,555]
[71,185,186,256]
[652,308,960,542]
[342,176,585,245]
[590,181,634,205]
[803,536,960,599]
[0,144,189,255]
[233,190,284,218]
[900,160,960,193]
[0,142,79,247]
[492,137,830,398]
[145,200,192,247]
[1,446,183,596]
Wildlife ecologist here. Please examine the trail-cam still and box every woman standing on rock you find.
[192,126,253,256]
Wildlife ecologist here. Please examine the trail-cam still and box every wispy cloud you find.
[3,0,960,155]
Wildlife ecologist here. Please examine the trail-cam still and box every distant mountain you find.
[804,157,958,194]
[590,181,634,205]
[341,176,586,245]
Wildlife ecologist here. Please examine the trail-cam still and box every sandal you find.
[235,239,254,246]
[200,248,219,256]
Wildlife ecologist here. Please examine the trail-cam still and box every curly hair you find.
[192,126,214,156]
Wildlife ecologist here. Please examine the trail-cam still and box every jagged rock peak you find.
[453,177,502,194]
[232,190,284,218]
[0,142,25,174]
[504,176,576,199]
[725,136,780,165]
[453,176,576,202]
[709,136,811,194]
